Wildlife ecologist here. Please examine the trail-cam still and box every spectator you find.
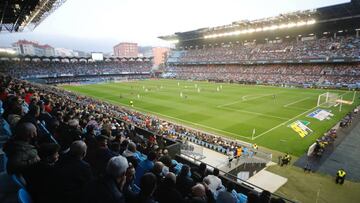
[192,163,208,182]
[23,143,60,203]
[155,172,184,203]
[213,168,220,176]
[3,122,40,174]
[216,190,237,203]
[0,100,12,139]
[188,183,215,203]
[152,161,165,185]
[54,140,93,203]
[88,133,117,177]
[259,190,271,203]
[176,164,195,198]
[247,190,259,203]
[203,174,224,197]
[83,155,129,203]
[123,141,140,168]
[131,172,158,203]
[135,151,157,185]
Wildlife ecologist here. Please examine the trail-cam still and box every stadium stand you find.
[0,59,153,84]
[160,0,360,89]
[170,36,360,63]
[165,63,360,86]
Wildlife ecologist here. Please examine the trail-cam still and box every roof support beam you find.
[12,0,32,32]
[0,0,9,32]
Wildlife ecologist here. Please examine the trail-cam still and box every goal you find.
[317,92,339,108]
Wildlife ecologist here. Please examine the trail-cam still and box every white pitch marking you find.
[254,92,348,139]
[219,106,290,121]
[253,91,352,140]
[283,97,310,107]
[217,94,273,108]
[252,105,319,140]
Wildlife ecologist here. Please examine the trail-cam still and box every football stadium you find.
[1,0,360,203]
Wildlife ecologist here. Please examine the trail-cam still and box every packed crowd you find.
[43,75,151,84]
[172,36,360,63]
[0,74,285,203]
[0,61,152,79]
[166,63,360,85]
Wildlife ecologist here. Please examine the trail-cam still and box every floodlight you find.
[306,19,316,25]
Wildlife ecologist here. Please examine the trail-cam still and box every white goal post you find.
[317,91,355,108]
[317,92,339,108]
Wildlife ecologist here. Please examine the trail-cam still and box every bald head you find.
[127,142,136,152]
[153,161,164,174]
[192,183,206,197]
[70,140,87,159]
[165,172,176,183]
[15,122,37,142]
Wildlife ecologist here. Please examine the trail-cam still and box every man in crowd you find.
[135,151,157,185]
[83,156,129,203]
[123,141,140,168]
[54,140,93,203]
[176,164,195,198]
[3,122,40,174]
[155,172,184,203]
[130,173,158,203]
[23,143,60,203]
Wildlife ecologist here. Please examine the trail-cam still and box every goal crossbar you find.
[317,92,339,107]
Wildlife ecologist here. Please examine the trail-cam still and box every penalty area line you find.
[219,106,290,121]
[217,93,274,108]
[252,91,353,140]
[283,97,310,107]
[252,105,319,140]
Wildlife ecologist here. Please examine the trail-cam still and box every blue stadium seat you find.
[132,183,141,193]
[38,122,58,145]
[18,188,32,203]
[12,174,26,188]
[232,190,248,203]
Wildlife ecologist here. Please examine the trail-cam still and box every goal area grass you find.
[62,79,359,156]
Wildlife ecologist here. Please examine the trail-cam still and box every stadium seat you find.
[232,190,248,203]
[18,188,32,203]
[38,122,58,145]
[12,174,26,188]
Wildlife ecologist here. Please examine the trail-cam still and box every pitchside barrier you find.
[180,141,205,160]
[176,133,272,163]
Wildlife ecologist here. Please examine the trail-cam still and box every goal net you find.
[317,92,339,108]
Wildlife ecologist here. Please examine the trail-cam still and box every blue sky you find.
[0,0,349,52]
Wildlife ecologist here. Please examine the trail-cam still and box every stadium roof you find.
[0,0,66,33]
[159,0,360,45]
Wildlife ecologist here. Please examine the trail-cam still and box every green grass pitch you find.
[62,79,359,156]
